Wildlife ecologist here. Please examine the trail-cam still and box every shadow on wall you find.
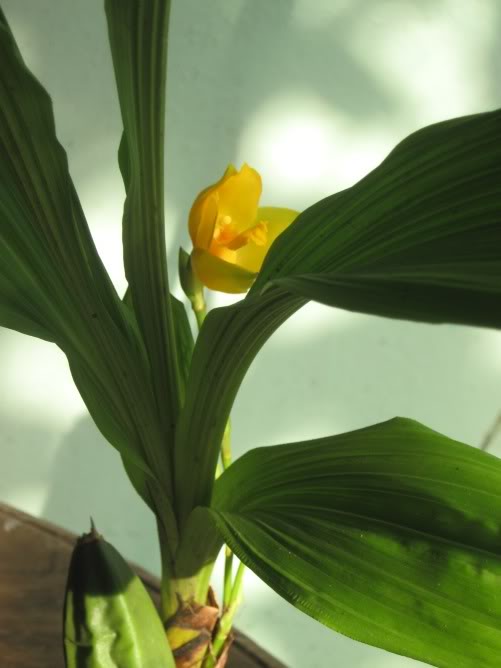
[166,0,404,260]
[40,414,160,575]
[230,304,501,459]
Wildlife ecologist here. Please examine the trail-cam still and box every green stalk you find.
[220,421,232,471]
[202,561,246,668]
[191,290,207,329]
[179,248,207,329]
[156,517,176,619]
[222,546,233,608]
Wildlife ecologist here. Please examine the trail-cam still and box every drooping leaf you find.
[252,110,501,329]
[0,8,177,539]
[209,417,501,668]
[0,7,105,346]
[105,0,182,457]
[0,8,142,458]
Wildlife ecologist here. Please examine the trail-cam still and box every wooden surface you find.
[0,503,285,668]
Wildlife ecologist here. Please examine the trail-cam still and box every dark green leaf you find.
[171,294,194,400]
[176,111,501,525]
[122,286,193,402]
[105,0,182,455]
[210,418,501,668]
[252,110,501,329]
[0,8,177,540]
[174,290,304,526]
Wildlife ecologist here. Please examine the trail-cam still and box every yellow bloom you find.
[189,164,298,293]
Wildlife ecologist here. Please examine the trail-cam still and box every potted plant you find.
[1,1,501,667]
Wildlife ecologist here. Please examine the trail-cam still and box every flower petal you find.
[236,207,299,273]
[188,165,238,247]
[191,249,256,293]
[217,164,262,233]
[195,194,218,250]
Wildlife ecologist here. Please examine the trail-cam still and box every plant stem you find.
[202,561,246,668]
[229,560,246,608]
[222,546,233,608]
[156,517,176,619]
[190,291,207,329]
[220,420,232,470]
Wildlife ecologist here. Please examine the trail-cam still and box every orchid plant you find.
[1,2,501,668]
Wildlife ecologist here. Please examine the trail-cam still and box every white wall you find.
[1,1,501,666]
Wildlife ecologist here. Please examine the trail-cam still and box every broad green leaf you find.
[209,418,501,668]
[252,110,501,329]
[175,111,501,524]
[122,285,191,527]
[123,286,194,402]
[105,0,182,455]
[121,287,192,530]
[174,289,304,526]
[0,8,176,540]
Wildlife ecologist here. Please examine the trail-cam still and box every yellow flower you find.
[189,164,298,293]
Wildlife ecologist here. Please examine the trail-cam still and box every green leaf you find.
[122,286,194,404]
[174,290,304,526]
[252,110,501,329]
[0,8,177,541]
[176,110,501,524]
[209,418,501,667]
[0,7,106,346]
[105,0,182,454]
[171,294,194,400]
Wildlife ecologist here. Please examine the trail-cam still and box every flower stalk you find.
[203,561,246,668]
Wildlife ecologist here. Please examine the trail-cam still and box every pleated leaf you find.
[0,8,114,347]
[174,289,304,526]
[209,418,501,667]
[176,110,501,523]
[171,294,194,400]
[252,110,501,329]
[123,286,194,402]
[0,8,177,539]
[105,0,182,458]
